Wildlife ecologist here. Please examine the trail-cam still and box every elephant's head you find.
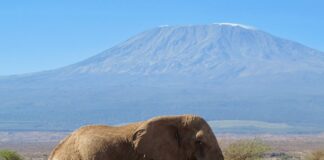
[132,115,224,160]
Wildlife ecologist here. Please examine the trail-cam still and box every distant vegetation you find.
[208,120,324,134]
[0,150,23,160]
[223,139,271,160]
[306,149,324,160]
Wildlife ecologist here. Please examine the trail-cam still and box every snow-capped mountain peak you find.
[64,24,324,77]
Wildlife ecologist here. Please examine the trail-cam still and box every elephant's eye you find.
[196,140,204,146]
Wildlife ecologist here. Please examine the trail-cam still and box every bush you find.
[0,150,23,160]
[270,152,297,160]
[306,150,324,160]
[223,139,271,160]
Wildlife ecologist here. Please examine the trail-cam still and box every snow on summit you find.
[213,22,256,30]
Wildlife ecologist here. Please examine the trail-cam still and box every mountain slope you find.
[1,23,324,132]
[63,24,324,77]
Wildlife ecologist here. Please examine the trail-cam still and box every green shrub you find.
[306,150,324,160]
[223,139,271,160]
[0,150,23,160]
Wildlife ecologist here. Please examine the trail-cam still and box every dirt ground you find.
[1,132,324,160]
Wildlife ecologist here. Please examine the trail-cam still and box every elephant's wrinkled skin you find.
[49,115,224,160]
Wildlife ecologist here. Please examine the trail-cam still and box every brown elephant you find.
[49,115,224,160]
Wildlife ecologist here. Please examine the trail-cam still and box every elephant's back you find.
[48,131,82,160]
[49,122,143,160]
[76,122,142,138]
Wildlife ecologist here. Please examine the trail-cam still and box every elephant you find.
[49,115,224,160]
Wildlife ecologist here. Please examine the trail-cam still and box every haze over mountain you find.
[1,23,324,133]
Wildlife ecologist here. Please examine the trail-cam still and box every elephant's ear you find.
[132,118,182,160]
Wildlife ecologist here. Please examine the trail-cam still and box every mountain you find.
[1,23,324,133]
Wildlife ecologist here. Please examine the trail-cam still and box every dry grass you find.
[223,139,271,160]
[306,150,324,160]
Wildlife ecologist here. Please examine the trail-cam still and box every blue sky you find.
[0,0,323,76]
